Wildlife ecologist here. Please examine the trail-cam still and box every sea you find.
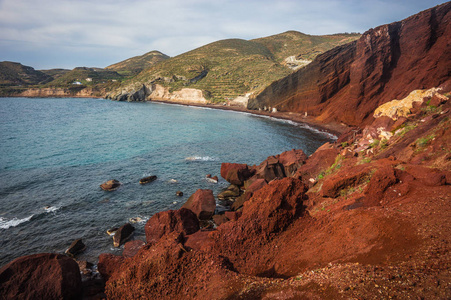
[0,97,334,266]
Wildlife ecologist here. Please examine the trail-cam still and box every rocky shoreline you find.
[1,85,450,299]
[1,3,450,298]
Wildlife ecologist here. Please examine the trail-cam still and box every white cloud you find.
[0,0,446,69]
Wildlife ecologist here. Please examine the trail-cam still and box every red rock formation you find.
[182,189,216,220]
[145,208,199,244]
[220,163,254,185]
[249,2,451,127]
[0,253,82,299]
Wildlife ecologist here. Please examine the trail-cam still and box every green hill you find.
[252,31,361,63]
[40,68,70,80]
[106,50,169,76]
[113,31,360,102]
[0,61,52,86]
[44,67,124,87]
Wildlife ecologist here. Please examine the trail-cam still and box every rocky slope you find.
[1,4,450,300]
[94,85,450,299]
[249,2,451,127]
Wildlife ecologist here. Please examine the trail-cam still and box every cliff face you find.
[17,87,106,98]
[249,2,451,126]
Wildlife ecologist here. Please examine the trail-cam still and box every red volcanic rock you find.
[231,191,253,211]
[246,178,267,193]
[220,163,254,185]
[123,240,146,257]
[182,189,216,220]
[321,165,372,198]
[224,211,242,221]
[0,253,82,300]
[213,214,229,226]
[364,166,398,207]
[295,148,339,183]
[241,177,307,234]
[98,253,125,282]
[249,2,451,127]
[254,149,306,182]
[145,208,199,244]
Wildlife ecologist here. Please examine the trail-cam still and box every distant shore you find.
[150,99,348,137]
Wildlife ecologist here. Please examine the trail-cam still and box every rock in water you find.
[182,189,216,220]
[176,191,184,196]
[65,239,86,257]
[0,253,82,299]
[100,179,121,191]
[139,175,157,184]
[113,223,135,247]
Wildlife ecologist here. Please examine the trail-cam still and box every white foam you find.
[0,215,33,229]
[185,156,217,162]
[44,206,61,213]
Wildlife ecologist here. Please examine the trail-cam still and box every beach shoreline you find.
[150,99,349,137]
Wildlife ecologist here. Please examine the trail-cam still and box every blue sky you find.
[0,0,447,70]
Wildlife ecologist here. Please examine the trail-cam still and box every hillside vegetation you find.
[113,31,360,102]
[0,61,52,86]
[44,67,124,87]
[105,51,169,76]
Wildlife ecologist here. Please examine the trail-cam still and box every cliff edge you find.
[249,2,451,127]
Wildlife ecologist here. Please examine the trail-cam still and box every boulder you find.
[220,163,254,185]
[217,184,241,201]
[255,156,286,181]
[364,166,398,207]
[277,149,308,176]
[123,240,146,257]
[145,208,199,244]
[113,223,135,247]
[65,238,86,257]
[212,214,229,226]
[321,165,372,198]
[246,178,267,193]
[0,253,82,300]
[182,189,216,220]
[139,175,157,184]
[100,179,121,191]
[176,191,184,196]
[231,192,253,211]
[98,253,125,281]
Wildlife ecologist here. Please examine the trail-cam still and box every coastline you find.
[150,99,348,137]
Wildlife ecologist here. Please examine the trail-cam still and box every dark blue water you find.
[0,97,333,266]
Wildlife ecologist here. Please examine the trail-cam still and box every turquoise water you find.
[0,97,333,266]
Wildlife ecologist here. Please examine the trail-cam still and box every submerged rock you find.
[100,179,121,191]
[139,175,157,184]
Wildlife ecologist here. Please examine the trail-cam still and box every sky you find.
[0,0,447,70]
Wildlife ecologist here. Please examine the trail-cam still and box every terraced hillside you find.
[44,67,124,87]
[109,31,360,103]
[106,51,169,76]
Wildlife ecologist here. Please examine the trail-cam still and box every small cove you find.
[0,97,333,266]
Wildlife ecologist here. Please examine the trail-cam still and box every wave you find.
[185,156,217,162]
[44,205,61,213]
[0,215,33,229]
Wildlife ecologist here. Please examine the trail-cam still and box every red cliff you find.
[249,2,451,126]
